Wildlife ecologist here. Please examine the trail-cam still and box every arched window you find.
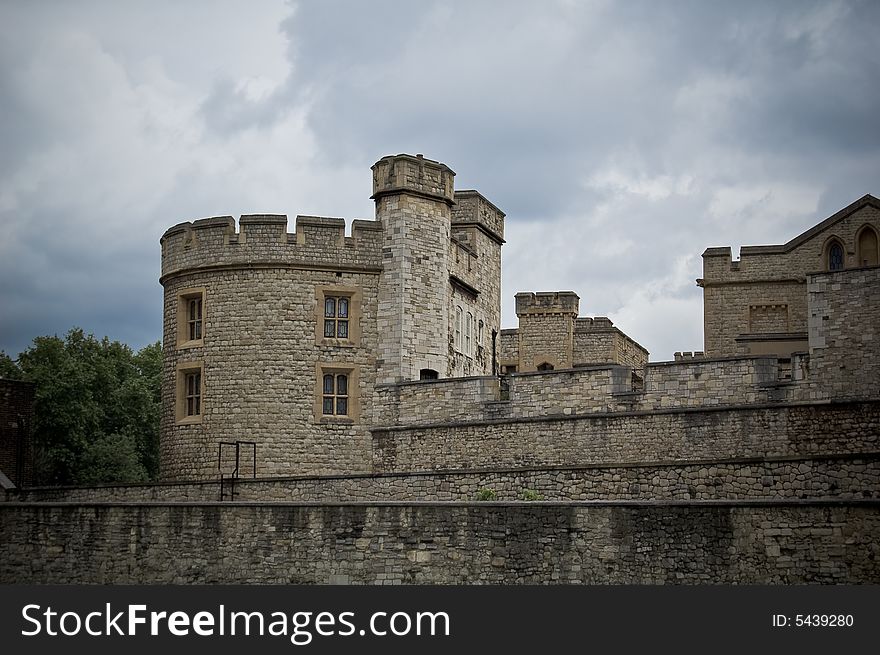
[827,240,845,271]
[465,312,473,356]
[454,306,462,351]
[419,368,439,380]
[857,226,879,267]
[537,362,554,371]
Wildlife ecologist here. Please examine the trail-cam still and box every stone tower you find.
[513,291,580,371]
[372,154,455,383]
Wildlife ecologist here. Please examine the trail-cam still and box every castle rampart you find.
[3,501,877,583]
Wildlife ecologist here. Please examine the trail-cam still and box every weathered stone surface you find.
[2,502,877,584]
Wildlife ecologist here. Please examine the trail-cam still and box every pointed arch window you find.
[827,241,844,271]
[857,226,879,267]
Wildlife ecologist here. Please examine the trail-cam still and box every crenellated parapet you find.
[515,291,580,316]
[370,153,455,206]
[452,190,505,244]
[160,214,383,282]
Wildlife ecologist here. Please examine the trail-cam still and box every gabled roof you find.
[703,194,880,257]
[739,194,880,256]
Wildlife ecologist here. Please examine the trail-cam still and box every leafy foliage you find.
[476,488,498,501]
[15,329,161,485]
[0,351,21,380]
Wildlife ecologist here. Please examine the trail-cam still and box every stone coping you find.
[3,498,879,509]
[372,398,880,432]
[10,450,879,494]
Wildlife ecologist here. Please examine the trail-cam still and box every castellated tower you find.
[514,292,580,371]
[158,154,504,481]
[372,154,455,383]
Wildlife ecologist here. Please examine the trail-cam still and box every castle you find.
[159,153,649,480]
[1,154,878,584]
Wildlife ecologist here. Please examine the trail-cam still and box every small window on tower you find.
[324,296,350,339]
[316,287,361,346]
[322,373,349,416]
[177,288,206,349]
[315,364,359,422]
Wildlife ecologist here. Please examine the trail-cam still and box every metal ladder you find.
[218,440,256,501]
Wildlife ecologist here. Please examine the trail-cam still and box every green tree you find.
[0,350,21,379]
[16,328,161,485]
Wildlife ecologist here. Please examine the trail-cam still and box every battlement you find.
[371,153,455,206]
[574,316,614,330]
[515,291,580,316]
[452,190,505,244]
[160,214,384,281]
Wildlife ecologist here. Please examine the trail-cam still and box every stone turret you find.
[514,292,580,371]
[373,154,455,383]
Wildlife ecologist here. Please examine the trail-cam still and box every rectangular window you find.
[185,371,201,416]
[177,288,206,348]
[324,296,350,338]
[465,312,473,356]
[322,372,349,416]
[455,306,462,352]
[175,361,204,423]
[315,364,359,422]
[188,297,203,341]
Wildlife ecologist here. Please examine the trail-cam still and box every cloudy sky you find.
[1,0,878,361]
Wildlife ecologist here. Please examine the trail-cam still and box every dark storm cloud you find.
[1,0,878,360]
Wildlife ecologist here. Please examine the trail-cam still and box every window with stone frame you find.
[454,306,463,351]
[315,286,362,346]
[323,295,350,339]
[322,372,349,416]
[184,370,201,417]
[827,240,845,271]
[315,363,359,422]
[465,312,473,356]
[857,226,879,267]
[176,288,206,348]
[175,361,204,423]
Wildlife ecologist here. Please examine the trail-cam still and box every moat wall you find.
[2,501,877,584]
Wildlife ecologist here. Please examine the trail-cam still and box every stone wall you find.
[6,453,878,504]
[0,380,34,487]
[807,265,880,399]
[373,356,807,428]
[372,400,880,473]
[2,501,877,583]
[161,265,380,481]
[573,317,648,371]
[701,196,880,356]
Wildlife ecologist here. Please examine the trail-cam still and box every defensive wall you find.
[2,501,878,584]
[6,452,878,504]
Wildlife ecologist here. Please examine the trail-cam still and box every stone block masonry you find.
[372,401,880,473]
[2,501,877,584]
[7,453,879,504]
